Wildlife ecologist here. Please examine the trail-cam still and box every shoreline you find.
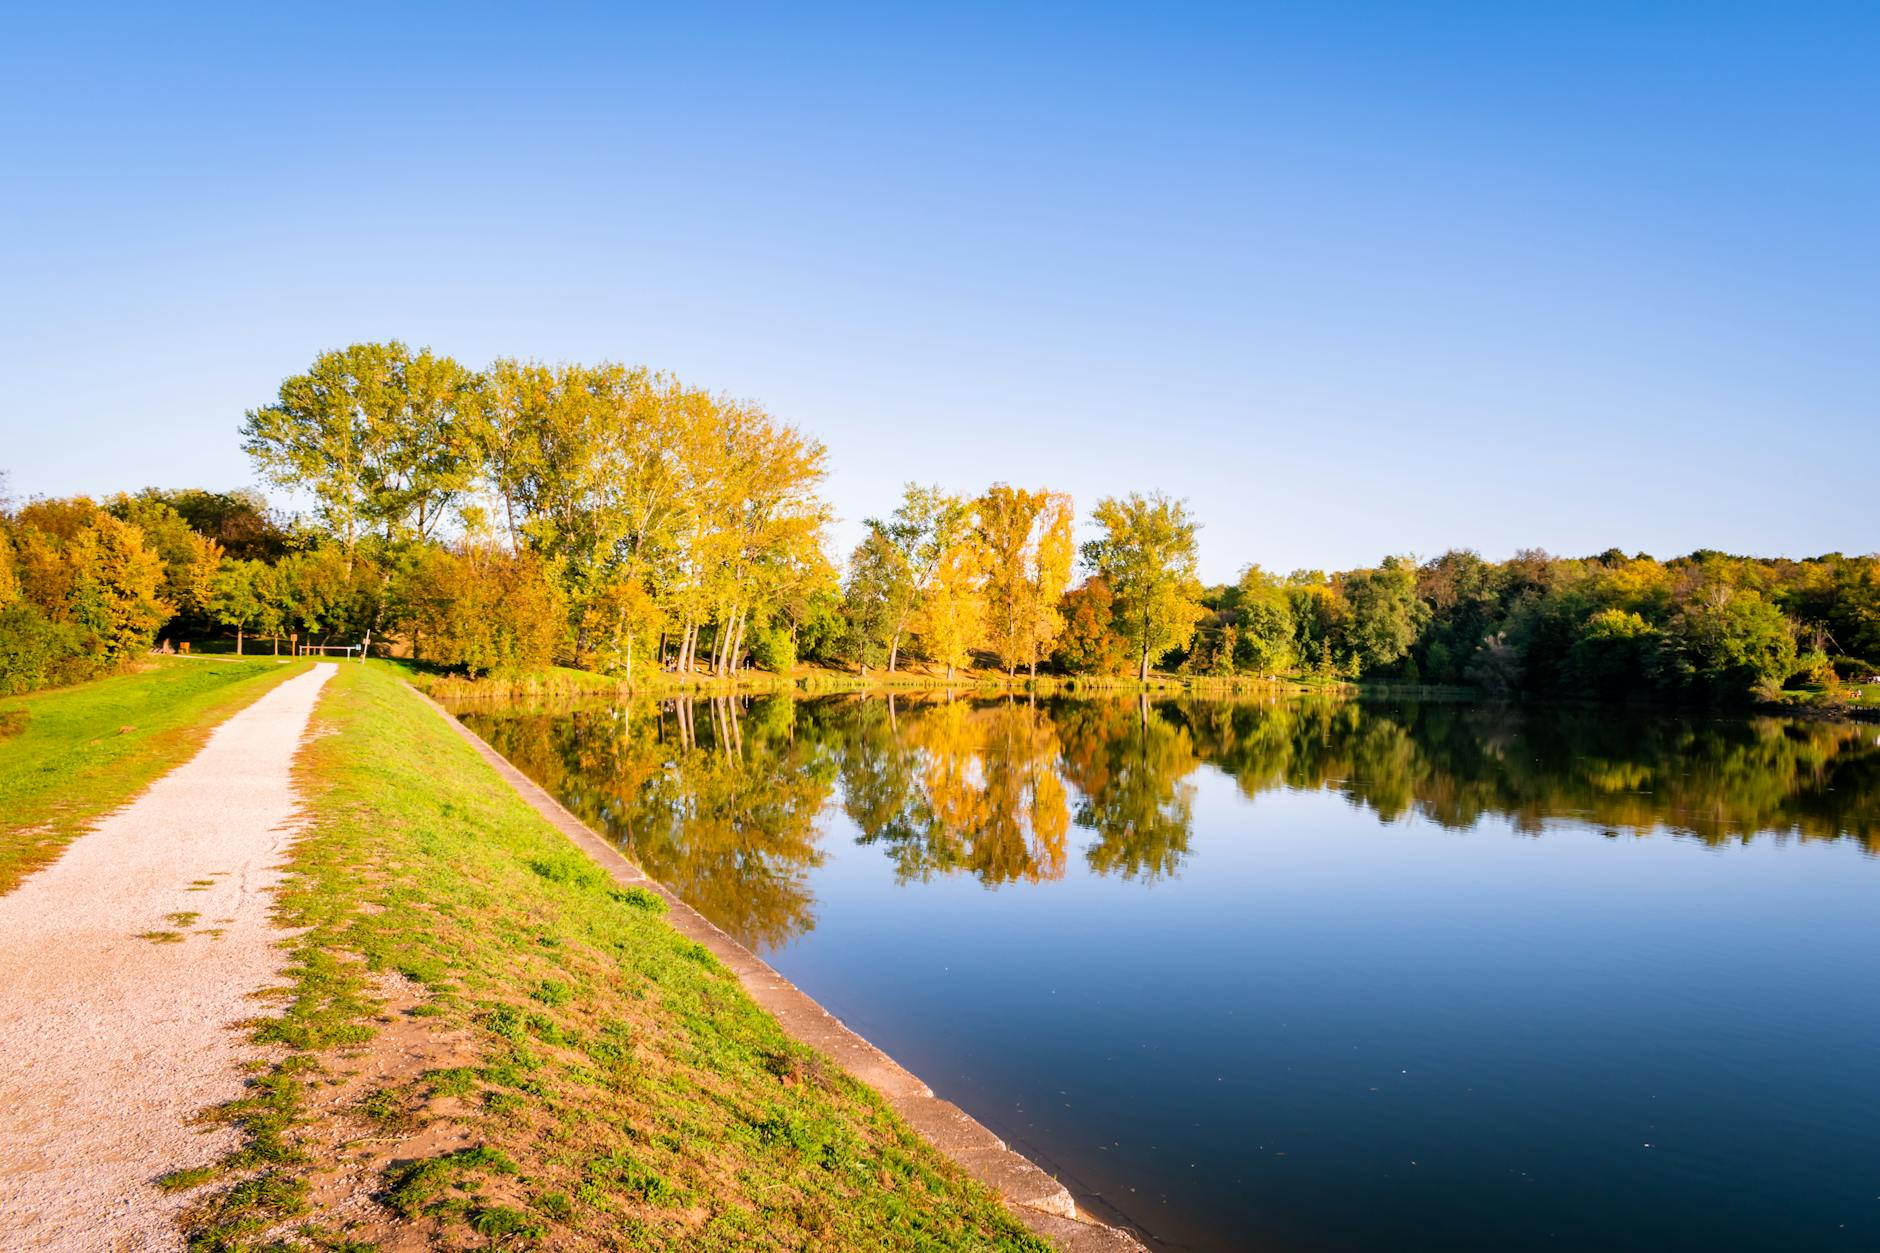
[410,679,1151,1251]
[378,658,1880,722]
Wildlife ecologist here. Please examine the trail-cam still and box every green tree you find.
[1567,608,1663,696]
[870,484,972,673]
[840,531,910,674]
[1231,565,1295,676]
[1670,587,1798,699]
[1082,493,1208,682]
[1340,556,1429,675]
[275,544,380,647]
[242,342,477,559]
[210,559,283,655]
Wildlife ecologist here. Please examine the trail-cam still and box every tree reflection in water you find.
[456,693,1880,951]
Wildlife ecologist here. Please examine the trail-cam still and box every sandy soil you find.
[0,663,335,1251]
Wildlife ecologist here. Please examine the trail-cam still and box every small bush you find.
[748,625,796,675]
[611,885,666,913]
[531,979,572,1007]
[470,1205,545,1240]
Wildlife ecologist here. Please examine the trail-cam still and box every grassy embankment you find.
[0,656,307,894]
[176,661,1045,1251]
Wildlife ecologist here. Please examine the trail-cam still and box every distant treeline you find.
[1,340,1875,701]
[1185,547,1879,703]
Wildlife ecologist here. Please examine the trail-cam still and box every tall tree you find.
[1083,492,1207,682]
[1231,564,1295,676]
[210,559,283,655]
[976,485,1074,678]
[242,342,477,560]
[914,532,985,681]
[1340,556,1429,675]
[841,531,911,675]
[870,484,971,673]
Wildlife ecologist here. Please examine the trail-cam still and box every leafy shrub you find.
[748,625,796,675]
[0,602,99,696]
[395,543,563,677]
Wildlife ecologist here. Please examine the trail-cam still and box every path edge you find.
[404,681,1147,1252]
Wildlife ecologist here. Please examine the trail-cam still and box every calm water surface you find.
[454,694,1880,1252]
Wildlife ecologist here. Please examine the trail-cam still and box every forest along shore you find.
[6,344,1874,725]
[0,664,333,1249]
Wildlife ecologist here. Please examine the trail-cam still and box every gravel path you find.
[0,663,336,1251]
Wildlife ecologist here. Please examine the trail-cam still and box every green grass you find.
[0,657,309,894]
[181,662,1046,1251]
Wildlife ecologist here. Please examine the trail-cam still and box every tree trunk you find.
[1139,643,1150,684]
[888,635,900,673]
[730,606,749,674]
[713,615,729,676]
[235,625,243,656]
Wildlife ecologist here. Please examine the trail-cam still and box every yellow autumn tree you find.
[975,484,1074,678]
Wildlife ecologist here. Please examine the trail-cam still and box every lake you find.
[452,692,1880,1252]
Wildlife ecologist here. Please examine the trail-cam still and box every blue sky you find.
[2,2,1874,580]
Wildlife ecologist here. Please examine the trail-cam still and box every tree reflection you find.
[1056,698,1198,882]
[456,692,1880,952]
[1175,696,1880,852]
[461,695,832,951]
[840,696,1069,886]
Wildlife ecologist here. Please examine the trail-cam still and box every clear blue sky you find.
[3,2,1874,581]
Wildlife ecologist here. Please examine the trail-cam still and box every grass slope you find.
[0,657,307,894]
[182,662,1044,1251]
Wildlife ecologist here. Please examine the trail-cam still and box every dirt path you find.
[0,663,336,1251]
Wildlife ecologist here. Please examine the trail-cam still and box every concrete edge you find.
[405,681,1148,1252]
